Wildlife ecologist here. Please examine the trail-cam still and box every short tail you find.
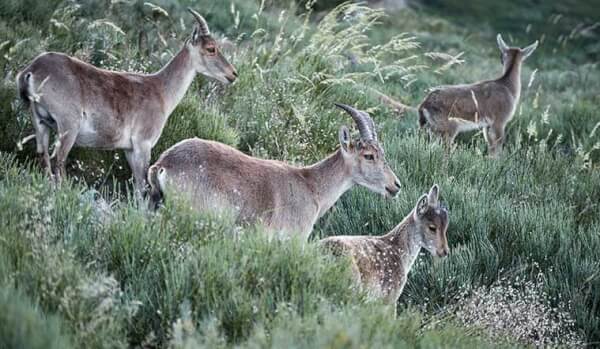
[16,72,37,150]
[147,165,164,210]
[16,71,33,108]
[418,107,431,128]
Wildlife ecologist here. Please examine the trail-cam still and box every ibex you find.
[320,184,448,312]
[16,9,237,191]
[147,103,401,240]
[418,34,538,156]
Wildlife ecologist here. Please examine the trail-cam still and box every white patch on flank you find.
[76,112,98,146]
[449,117,488,133]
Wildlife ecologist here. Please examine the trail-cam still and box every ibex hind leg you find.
[54,126,79,184]
[30,105,52,176]
[485,124,505,158]
[435,119,459,153]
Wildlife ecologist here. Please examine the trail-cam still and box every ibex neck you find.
[302,149,352,218]
[154,46,197,116]
[500,57,522,97]
[383,213,422,272]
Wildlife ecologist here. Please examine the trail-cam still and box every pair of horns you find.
[335,103,378,142]
[188,8,210,36]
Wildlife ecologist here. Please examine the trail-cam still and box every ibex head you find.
[413,184,449,258]
[187,9,237,84]
[497,34,538,73]
[335,103,401,198]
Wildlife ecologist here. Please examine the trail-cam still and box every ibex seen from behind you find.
[16,9,237,192]
[320,184,449,312]
[418,34,538,156]
[147,104,401,240]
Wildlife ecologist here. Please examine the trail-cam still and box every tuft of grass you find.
[0,286,72,349]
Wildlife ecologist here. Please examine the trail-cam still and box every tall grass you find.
[0,151,517,347]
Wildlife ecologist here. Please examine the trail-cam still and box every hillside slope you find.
[0,0,598,347]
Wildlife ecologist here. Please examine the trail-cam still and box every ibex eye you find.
[428,225,436,231]
[206,47,216,54]
[364,154,374,161]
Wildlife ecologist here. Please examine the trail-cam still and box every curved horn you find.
[188,8,210,36]
[334,103,374,141]
[362,111,378,142]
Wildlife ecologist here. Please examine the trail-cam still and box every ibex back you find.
[148,104,401,240]
[16,9,237,192]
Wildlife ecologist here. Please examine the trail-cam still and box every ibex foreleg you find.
[125,140,152,199]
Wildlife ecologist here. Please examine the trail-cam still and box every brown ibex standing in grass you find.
[147,103,401,240]
[16,9,237,192]
[320,184,449,312]
[417,34,538,156]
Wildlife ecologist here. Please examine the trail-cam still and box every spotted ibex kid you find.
[321,185,449,311]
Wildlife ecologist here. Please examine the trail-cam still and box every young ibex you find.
[320,185,449,311]
[418,34,538,156]
[16,9,237,191]
[147,103,401,240]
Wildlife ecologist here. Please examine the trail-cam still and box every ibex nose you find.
[225,68,238,84]
[437,248,449,258]
[394,180,401,189]
[385,185,400,198]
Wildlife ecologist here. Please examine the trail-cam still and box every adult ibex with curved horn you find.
[147,103,401,240]
[16,9,237,192]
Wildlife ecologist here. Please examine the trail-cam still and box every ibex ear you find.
[521,40,538,60]
[416,194,429,217]
[497,33,509,52]
[427,184,439,206]
[339,126,352,153]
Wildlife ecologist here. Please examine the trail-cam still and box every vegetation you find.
[0,0,598,347]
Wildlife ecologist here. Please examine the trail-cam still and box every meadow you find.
[0,0,599,347]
